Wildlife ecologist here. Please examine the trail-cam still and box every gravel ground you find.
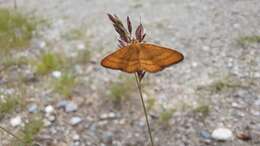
[0,0,260,146]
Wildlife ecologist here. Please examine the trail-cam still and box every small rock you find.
[27,103,38,113]
[118,118,126,125]
[236,132,251,141]
[24,72,37,82]
[100,113,108,119]
[77,43,85,50]
[255,98,260,106]
[73,134,80,141]
[233,23,240,29]
[52,71,62,78]
[46,115,56,122]
[57,100,78,112]
[251,110,260,116]
[212,128,233,141]
[10,116,22,127]
[38,41,46,49]
[200,131,211,140]
[57,100,68,108]
[89,124,97,133]
[45,105,55,114]
[102,132,113,144]
[231,102,244,108]
[73,141,80,146]
[192,62,198,67]
[108,112,116,118]
[255,72,260,78]
[43,119,52,127]
[70,117,82,126]
[65,102,78,112]
[202,46,210,51]
[100,112,117,120]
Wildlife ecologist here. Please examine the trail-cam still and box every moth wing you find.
[139,43,184,73]
[101,46,139,73]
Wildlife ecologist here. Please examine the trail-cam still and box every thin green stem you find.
[134,73,154,146]
[0,125,26,145]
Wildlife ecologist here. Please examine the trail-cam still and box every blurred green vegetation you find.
[0,8,44,56]
[237,35,260,46]
[74,49,91,65]
[0,94,20,119]
[11,116,43,146]
[0,55,29,70]
[21,118,43,145]
[193,103,210,118]
[159,107,176,124]
[146,97,156,111]
[109,76,136,104]
[196,75,241,94]
[36,52,65,75]
[54,73,76,97]
[62,26,86,41]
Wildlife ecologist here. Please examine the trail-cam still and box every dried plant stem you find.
[134,73,154,146]
[14,0,17,9]
[0,126,26,145]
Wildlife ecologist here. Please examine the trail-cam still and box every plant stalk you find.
[14,0,17,9]
[134,73,154,146]
[0,126,26,145]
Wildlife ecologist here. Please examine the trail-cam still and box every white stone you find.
[43,119,52,127]
[233,23,240,29]
[38,41,46,49]
[108,112,116,118]
[70,117,82,126]
[77,43,85,50]
[10,116,22,127]
[255,72,260,78]
[202,46,210,51]
[211,128,233,141]
[255,98,260,106]
[45,105,55,114]
[251,110,260,116]
[52,71,62,78]
[192,62,198,67]
[73,134,80,141]
[47,115,56,122]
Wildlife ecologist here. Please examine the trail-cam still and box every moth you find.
[101,14,184,75]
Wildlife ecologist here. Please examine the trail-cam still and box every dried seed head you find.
[127,16,132,35]
[107,14,146,46]
[107,13,130,44]
[118,39,127,48]
[137,71,146,81]
[135,23,144,42]
[107,13,116,23]
[141,33,146,42]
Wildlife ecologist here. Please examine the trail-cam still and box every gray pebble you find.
[200,131,211,140]
[57,100,69,108]
[102,132,113,144]
[27,103,38,113]
[65,102,78,112]
[57,100,78,112]
[255,98,260,106]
